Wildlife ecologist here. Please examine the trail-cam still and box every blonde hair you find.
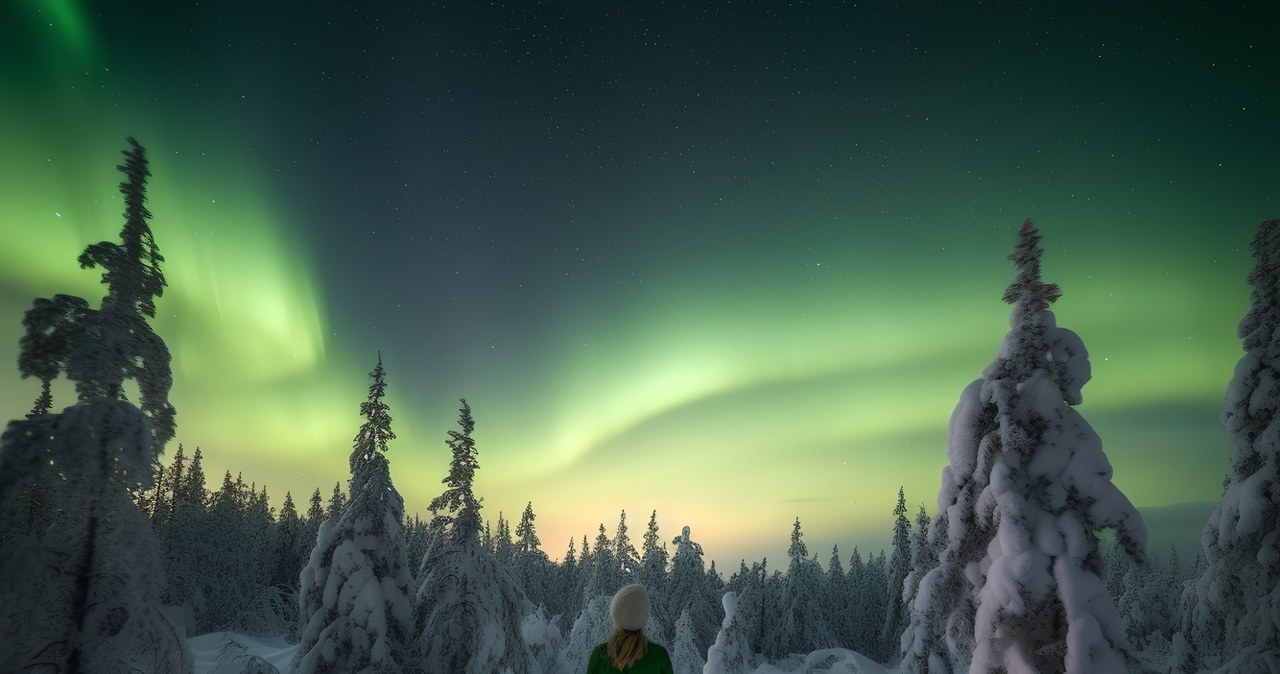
[606,627,649,670]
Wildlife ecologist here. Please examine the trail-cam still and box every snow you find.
[184,631,895,674]
[189,632,295,673]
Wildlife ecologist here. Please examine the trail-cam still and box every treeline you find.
[130,437,1190,669]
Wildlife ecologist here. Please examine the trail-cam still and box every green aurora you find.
[0,1,1273,566]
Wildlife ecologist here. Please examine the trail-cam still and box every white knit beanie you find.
[609,584,650,631]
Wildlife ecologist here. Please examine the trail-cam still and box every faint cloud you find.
[780,496,834,504]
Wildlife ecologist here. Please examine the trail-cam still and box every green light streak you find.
[41,0,91,57]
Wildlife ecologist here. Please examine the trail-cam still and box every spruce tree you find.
[180,446,207,508]
[902,220,1146,673]
[426,399,480,531]
[274,491,303,591]
[900,502,936,655]
[327,481,347,520]
[883,486,912,660]
[666,525,718,655]
[671,607,706,674]
[515,502,541,555]
[706,591,754,674]
[1180,219,1280,671]
[152,443,187,527]
[298,487,325,561]
[350,353,394,475]
[855,551,890,657]
[558,537,582,630]
[779,518,835,655]
[0,138,187,673]
[513,502,551,611]
[414,399,538,673]
[495,512,514,563]
[638,510,671,630]
[583,522,620,600]
[614,509,641,581]
[825,545,854,648]
[294,357,415,673]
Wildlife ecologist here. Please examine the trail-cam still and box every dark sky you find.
[1,0,1276,565]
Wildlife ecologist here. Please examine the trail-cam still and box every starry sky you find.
[1,1,1276,568]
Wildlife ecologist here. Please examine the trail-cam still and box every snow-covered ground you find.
[187,632,893,674]
[189,632,296,674]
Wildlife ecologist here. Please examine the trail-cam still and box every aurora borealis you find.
[1,1,1276,567]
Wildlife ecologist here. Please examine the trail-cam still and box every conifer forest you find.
[2,3,1279,673]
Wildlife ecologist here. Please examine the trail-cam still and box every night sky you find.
[1,1,1276,568]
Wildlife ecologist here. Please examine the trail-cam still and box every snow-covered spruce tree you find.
[522,604,563,674]
[327,480,347,520]
[585,522,622,599]
[160,445,211,624]
[496,512,515,563]
[638,510,672,632]
[900,503,936,648]
[514,501,554,611]
[558,594,611,674]
[614,509,642,583]
[1180,219,1280,672]
[726,562,770,661]
[855,550,890,657]
[666,525,720,655]
[274,491,304,592]
[552,537,582,631]
[415,399,541,673]
[671,607,706,674]
[0,138,188,673]
[299,487,325,557]
[882,486,913,661]
[902,220,1146,673]
[825,545,855,649]
[706,590,755,674]
[292,355,415,673]
[779,518,836,655]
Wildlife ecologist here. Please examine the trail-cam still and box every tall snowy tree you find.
[900,503,936,655]
[293,356,415,673]
[1180,219,1280,672]
[638,510,671,631]
[901,220,1146,673]
[855,551,890,658]
[666,525,719,654]
[825,545,854,649]
[515,501,542,556]
[726,562,765,656]
[414,399,541,673]
[559,594,612,673]
[555,537,582,630]
[614,509,641,581]
[179,445,207,508]
[778,518,836,655]
[299,487,325,559]
[671,607,706,674]
[328,481,347,520]
[705,590,755,674]
[159,445,211,627]
[495,512,514,563]
[883,486,913,661]
[426,399,480,528]
[583,522,621,601]
[274,490,304,592]
[0,138,188,673]
[513,502,552,612]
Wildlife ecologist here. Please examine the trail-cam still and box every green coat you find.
[586,642,673,674]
